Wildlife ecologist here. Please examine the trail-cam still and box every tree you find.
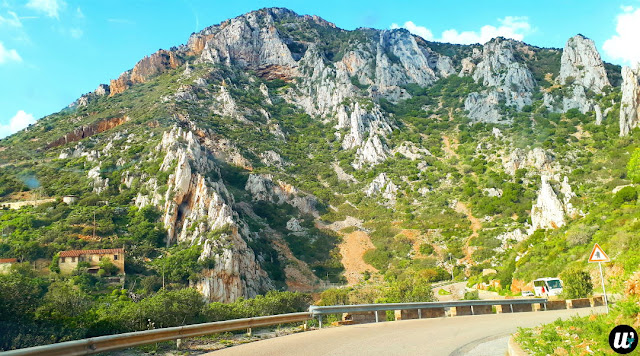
[561,268,593,298]
[99,257,119,276]
[627,148,640,183]
[35,281,92,325]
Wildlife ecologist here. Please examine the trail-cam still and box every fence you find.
[3,296,605,355]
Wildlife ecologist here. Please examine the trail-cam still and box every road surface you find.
[205,307,605,356]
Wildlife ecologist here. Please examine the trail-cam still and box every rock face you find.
[365,173,398,204]
[620,66,640,136]
[336,102,392,150]
[559,35,610,94]
[48,116,128,148]
[136,126,272,302]
[530,176,566,230]
[110,50,184,96]
[530,175,579,231]
[548,35,610,114]
[503,147,554,175]
[463,38,535,123]
[245,174,319,216]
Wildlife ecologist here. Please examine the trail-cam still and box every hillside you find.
[1,6,639,315]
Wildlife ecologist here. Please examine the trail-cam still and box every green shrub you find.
[560,268,593,299]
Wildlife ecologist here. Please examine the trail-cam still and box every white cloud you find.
[75,7,83,19]
[390,16,533,45]
[391,21,433,40]
[0,110,35,138]
[0,41,21,64]
[26,0,65,19]
[603,7,640,66]
[69,28,82,39]
[0,11,22,27]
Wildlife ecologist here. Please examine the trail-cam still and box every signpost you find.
[588,243,610,313]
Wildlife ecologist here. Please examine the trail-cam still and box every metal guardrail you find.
[309,298,546,316]
[1,298,550,355]
[309,298,547,327]
[0,312,311,356]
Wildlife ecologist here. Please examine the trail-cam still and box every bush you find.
[613,186,637,206]
[463,290,479,300]
[560,268,593,299]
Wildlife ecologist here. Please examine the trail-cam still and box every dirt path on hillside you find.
[454,201,482,264]
[442,135,459,159]
[272,239,320,292]
[339,231,378,285]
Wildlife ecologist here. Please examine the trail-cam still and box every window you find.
[114,254,118,260]
[71,257,75,262]
[61,257,65,263]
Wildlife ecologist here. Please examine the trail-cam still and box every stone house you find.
[58,248,124,274]
[0,258,17,274]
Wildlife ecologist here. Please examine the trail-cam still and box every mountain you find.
[0,7,638,303]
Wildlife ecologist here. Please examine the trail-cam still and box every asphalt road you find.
[205,307,606,356]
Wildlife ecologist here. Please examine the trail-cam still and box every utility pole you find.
[449,254,454,280]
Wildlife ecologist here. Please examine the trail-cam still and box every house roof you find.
[0,258,17,263]
[59,248,124,258]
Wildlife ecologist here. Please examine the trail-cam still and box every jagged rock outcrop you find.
[286,218,304,232]
[547,35,610,114]
[245,174,319,216]
[391,141,431,160]
[559,35,610,94]
[560,176,578,218]
[495,229,526,252]
[503,147,554,175]
[259,150,288,168]
[48,116,129,148]
[136,126,272,302]
[463,38,535,122]
[353,134,389,169]
[620,65,640,136]
[110,49,184,96]
[336,102,392,150]
[530,176,566,231]
[365,172,398,204]
[188,8,297,69]
[88,165,109,193]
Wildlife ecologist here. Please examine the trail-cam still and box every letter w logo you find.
[613,332,635,349]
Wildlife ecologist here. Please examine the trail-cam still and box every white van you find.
[533,278,563,296]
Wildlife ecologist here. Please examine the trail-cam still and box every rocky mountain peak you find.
[559,34,610,93]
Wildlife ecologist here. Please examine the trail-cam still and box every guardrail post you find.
[470,306,475,315]
[510,304,514,313]
[375,311,379,323]
[418,309,422,319]
[318,316,322,329]
[176,338,182,349]
[247,327,252,337]
[303,320,308,331]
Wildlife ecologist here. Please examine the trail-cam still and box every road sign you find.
[588,243,610,263]
[588,243,611,313]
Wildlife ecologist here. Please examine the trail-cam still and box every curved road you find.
[206,307,605,356]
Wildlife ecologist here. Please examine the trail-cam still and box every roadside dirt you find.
[339,231,378,285]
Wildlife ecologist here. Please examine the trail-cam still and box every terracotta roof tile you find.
[0,258,17,263]
[59,248,124,258]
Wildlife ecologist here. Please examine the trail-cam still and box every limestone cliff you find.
[620,66,640,136]
[463,37,535,123]
[135,126,273,302]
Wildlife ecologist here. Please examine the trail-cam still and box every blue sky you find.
[1,0,639,138]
